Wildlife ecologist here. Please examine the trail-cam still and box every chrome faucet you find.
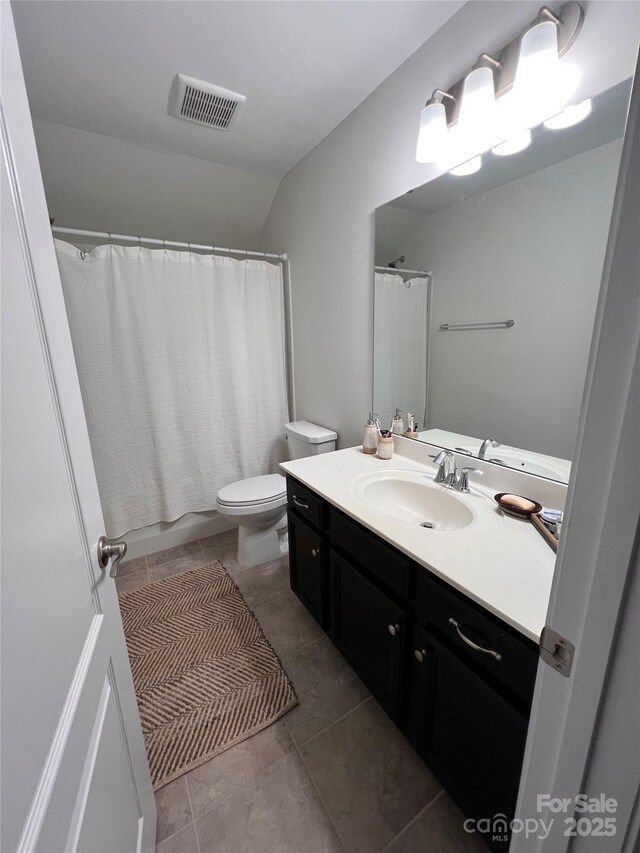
[450,466,480,493]
[433,450,480,493]
[433,450,455,485]
[479,438,500,459]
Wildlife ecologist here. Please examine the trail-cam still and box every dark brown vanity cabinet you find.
[410,625,530,850]
[287,511,328,627]
[330,549,406,721]
[285,475,538,851]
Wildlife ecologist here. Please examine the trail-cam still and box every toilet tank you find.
[285,420,337,459]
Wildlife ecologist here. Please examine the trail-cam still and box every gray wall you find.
[375,139,623,460]
[260,0,640,448]
[34,119,280,248]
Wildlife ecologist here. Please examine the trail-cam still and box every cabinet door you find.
[410,626,528,850]
[331,550,405,720]
[288,510,328,627]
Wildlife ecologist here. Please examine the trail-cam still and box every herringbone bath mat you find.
[118,561,298,790]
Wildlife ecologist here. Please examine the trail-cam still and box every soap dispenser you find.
[391,409,404,435]
[362,412,380,455]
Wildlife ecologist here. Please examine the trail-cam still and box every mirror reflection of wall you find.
[373,269,431,432]
[374,80,632,483]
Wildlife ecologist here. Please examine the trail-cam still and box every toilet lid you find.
[217,474,286,507]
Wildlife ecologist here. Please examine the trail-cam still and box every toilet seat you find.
[217,473,286,507]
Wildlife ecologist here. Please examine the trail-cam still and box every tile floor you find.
[118,532,486,853]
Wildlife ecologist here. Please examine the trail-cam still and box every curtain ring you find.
[80,248,87,260]
[108,232,112,245]
[163,239,167,255]
[137,236,142,253]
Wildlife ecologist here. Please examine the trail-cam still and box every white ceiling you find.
[12,0,463,179]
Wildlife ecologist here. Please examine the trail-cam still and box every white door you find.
[512,57,640,853]
[0,7,156,853]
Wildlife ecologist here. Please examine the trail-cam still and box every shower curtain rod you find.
[375,265,431,277]
[51,226,288,262]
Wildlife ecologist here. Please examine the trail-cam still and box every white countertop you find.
[281,445,558,643]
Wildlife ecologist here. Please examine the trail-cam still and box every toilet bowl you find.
[216,474,288,567]
[216,420,337,567]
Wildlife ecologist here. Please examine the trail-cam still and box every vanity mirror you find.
[373,79,632,484]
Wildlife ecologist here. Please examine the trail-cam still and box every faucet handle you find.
[453,466,482,493]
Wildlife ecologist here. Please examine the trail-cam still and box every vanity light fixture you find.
[492,130,532,156]
[449,156,483,176]
[416,2,585,174]
[415,91,452,164]
[544,97,592,129]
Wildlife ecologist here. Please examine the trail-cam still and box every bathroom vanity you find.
[281,443,560,851]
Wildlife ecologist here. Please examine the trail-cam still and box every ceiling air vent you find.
[170,74,246,131]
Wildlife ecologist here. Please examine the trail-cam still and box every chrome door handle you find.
[449,618,502,661]
[292,495,309,509]
[97,536,127,578]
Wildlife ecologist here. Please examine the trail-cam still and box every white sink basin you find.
[351,469,476,531]
[486,452,570,481]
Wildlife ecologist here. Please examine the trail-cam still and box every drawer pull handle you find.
[388,624,400,637]
[449,618,502,661]
[292,495,310,509]
[414,649,426,663]
[311,548,320,558]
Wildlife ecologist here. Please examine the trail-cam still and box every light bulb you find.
[440,66,496,171]
[511,20,569,131]
[516,21,559,92]
[459,66,495,125]
[449,155,482,177]
[415,101,448,163]
[544,98,592,130]
[492,129,531,156]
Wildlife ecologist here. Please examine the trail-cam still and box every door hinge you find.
[539,626,575,677]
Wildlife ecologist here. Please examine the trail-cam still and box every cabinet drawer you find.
[329,508,410,599]
[415,569,538,709]
[286,478,326,530]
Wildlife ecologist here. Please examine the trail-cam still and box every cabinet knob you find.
[414,649,426,663]
[311,548,320,558]
[388,624,400,637]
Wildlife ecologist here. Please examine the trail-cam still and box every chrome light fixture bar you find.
[415,2,585,173]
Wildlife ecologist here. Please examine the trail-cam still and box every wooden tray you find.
[531,513,559,552]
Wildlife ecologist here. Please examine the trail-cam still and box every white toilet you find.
[216,420,337,566]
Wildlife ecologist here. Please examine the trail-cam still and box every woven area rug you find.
[118,561,298,790]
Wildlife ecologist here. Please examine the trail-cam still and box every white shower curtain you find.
[56,239,289,538]
[373,272,430,430]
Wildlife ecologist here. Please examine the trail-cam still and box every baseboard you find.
[123,510,234,560]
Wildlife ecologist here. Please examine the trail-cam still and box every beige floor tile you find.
[115,568,150,593]
[148,546,222,582]
[118,555,147,577]
[195,752,341,853]
[187,719,295,819]
[155,776,193,844]
[252,589,323,658]
[384,792,487,853]
[301,698,442,853]
[147,540,202,569]
[156,821,199,853]
[232,560,290,609]
[283,636,370,746]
